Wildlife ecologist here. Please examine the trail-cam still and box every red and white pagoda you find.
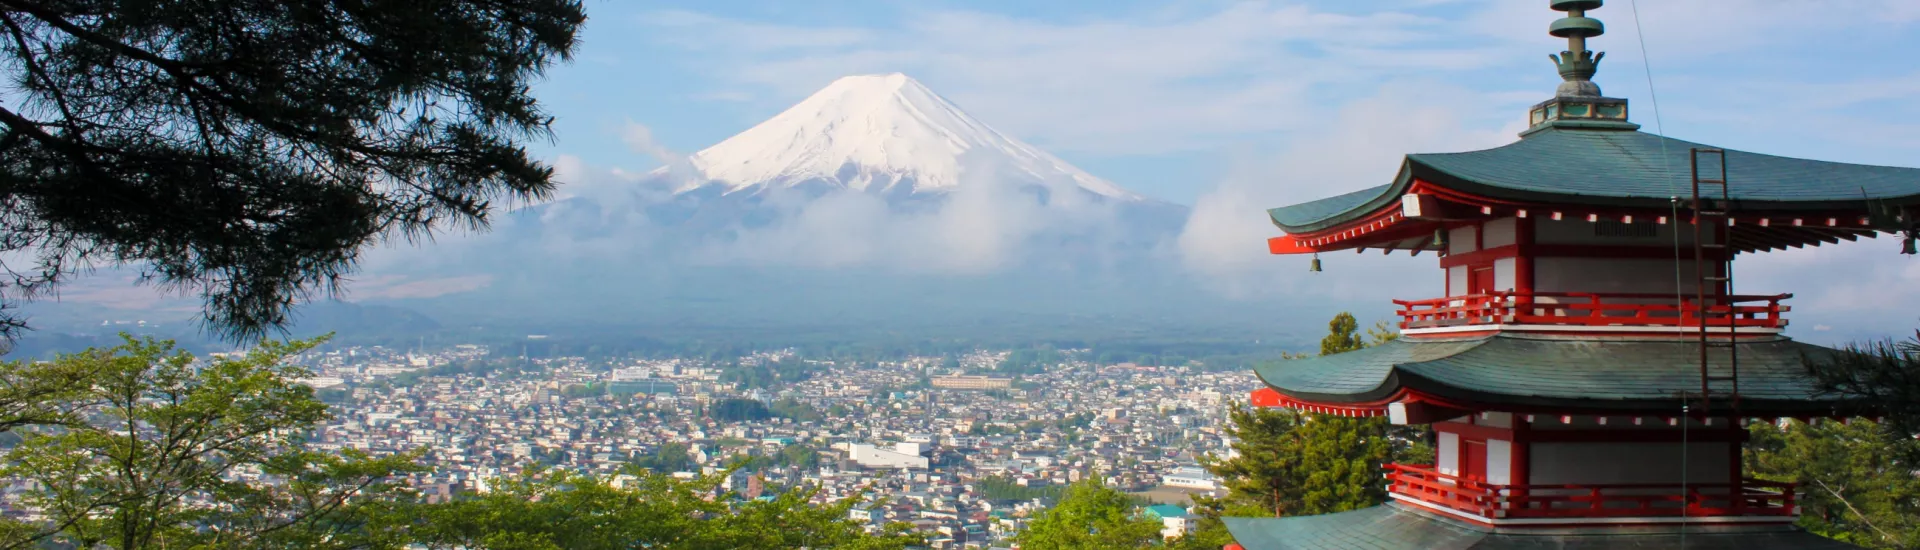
[1223,1,1917,548]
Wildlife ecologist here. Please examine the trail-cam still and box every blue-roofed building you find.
[1227,2,1904,549]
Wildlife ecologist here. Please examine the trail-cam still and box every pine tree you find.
[1189,312,1423,542]
[0,336,421,549]
[1781,329,1920,548]
[0,0,585,341]
[1747,418,1920,549]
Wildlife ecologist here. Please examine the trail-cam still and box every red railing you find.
[1384,464,1797,520]
[1393,292,1790,330]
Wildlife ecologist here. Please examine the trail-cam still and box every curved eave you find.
[1268,162,1417,234]
[1223,504,1862,550]
[1251,335,1874,416]
[1268,129,1920,235]
[1413,157,1920,215]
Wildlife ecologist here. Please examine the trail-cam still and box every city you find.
[295,343,1258,546]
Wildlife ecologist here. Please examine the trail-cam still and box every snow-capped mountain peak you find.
[670,73,1143,201]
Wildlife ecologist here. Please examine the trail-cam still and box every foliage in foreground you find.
[1013,478,1164,550]
[1747,418,1920,549]
[0,336,420,550]
[401,468,918,550]
[0,0,587,341]
[1182,312,1428,544]
[0,336,919,549]
[1787,329,1920,549]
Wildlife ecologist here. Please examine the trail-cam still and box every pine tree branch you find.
[1812,479,1897,545]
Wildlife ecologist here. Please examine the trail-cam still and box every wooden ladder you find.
[1690,148,1739,415]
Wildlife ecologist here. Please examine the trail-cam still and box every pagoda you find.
[1222,1,1920,549]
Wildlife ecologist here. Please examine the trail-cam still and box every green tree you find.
[0,0,585,340]
[1747,419,1920,549]
[778,444,821,469]
[1190,312,1413,542]
[1785,331,1920,548]
[0,335,420,549]
[1014,478,1163,550]
[976,476,1066,502]
[709,398,773,421]
[635,442,694,473]
[1805,331,1920,438]
[403,468,918,550]
[770,397,823,422]
[1295,415,1390,513]
[1319,312,1365,355]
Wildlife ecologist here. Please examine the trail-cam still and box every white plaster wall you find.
[1494,257,1516,291]
[1483,218,1518,248]
[1478,412,1514,429]
[1437,432,1460,476]
[1487,439,1512,485]
[1534,218,1694,246]
[1529,442,1730,485]
[1534,257,1712,295]
[1447,266,1467,297]
[1449,225,1478,255]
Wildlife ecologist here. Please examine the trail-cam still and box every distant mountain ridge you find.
[264,74,1265,345]
[663,73,1147,203]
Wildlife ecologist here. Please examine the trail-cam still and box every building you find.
[930,375,1012,390]
[1160,466,1220,491]
[1223,2,1912,548]
[848,442,932,470]
[1146,504,1192,540]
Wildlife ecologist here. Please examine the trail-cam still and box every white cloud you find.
[689,152,1136,274]
[638,3,1509,155]
[1176,81,1517,297]
[1738,238,1920,343]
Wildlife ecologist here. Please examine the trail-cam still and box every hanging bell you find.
[1309,254,1323,273]
[1432,228,1449,248]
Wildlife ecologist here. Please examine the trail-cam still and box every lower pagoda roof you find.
[1269,127,1920,234]
[1223,503,1859,550]
[1253,334,1859,415]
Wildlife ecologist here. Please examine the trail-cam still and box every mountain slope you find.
[669,73,1142,202]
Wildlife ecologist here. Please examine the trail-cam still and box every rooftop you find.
[1269,128,1920,234]
[1251,333,1859,416]
[1222,502,1858,550]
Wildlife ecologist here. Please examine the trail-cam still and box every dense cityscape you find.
[291,343,1259,547]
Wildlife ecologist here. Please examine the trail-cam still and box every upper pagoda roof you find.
[1253,333,1860,416]
[1269,127,1920,234]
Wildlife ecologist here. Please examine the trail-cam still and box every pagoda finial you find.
[1521,0,1635,135]
[1546,0,1605,97]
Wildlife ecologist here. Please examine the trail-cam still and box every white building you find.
[1161,465,1220,491]
[849,442,931,470]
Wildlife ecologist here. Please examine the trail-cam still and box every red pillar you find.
[1511,418,1531,511]
[1515,217,1536,315]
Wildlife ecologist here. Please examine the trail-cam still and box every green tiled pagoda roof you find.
[1269,128,1920,233]
[1252,334,1855,414]
[1222,503,1860,549]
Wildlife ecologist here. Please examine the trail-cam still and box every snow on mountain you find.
[669,73,1144,201]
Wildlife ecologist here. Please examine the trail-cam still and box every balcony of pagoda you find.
[1393,291,1790,336]
[1383,463,1799,526]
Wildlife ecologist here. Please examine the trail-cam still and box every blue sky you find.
[483,0,1920,340]
[533,0,1920,205]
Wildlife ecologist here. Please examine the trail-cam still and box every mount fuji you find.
[8,74,1314,356]
[664,73,1147,204]
[272,73,1302,346]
